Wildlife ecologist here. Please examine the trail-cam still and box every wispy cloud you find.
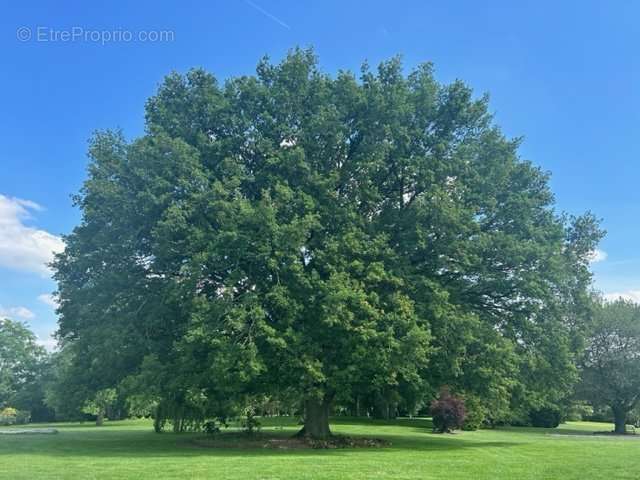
[0,305,35,320]
[36,335,58,352]
[38,293,59,309]
[588,248,607,263]
[245,0,291,30]
[0,194,64,276]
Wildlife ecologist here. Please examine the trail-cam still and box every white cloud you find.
[0,305,35,319]
[36,335,58,352]
[38,293,59,309]
[0,194,64,276]
[603,290,640,303]
[588,248,608,263]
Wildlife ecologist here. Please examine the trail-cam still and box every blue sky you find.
[1,0,639,347]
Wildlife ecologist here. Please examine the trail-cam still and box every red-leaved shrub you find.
[430,387,466,433]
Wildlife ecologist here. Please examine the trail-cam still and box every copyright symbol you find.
[16,27,32,42]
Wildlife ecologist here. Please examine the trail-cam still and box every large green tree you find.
[54,49,602,438]
[580,299,640,434]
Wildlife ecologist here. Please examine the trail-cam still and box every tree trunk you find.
[173,415,183,433]
[372,396,389,419]
[297,397,331,439]
[613,406,627,434]
[96,413,104,427]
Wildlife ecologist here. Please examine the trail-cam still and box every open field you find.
[1,418,639,479]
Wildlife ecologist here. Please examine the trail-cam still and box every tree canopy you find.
[54,49,602,438]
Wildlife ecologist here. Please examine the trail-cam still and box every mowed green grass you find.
[1,417,639,479]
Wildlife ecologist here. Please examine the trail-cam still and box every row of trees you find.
[4,49,637,437]
[0,319,52,423]
[0,319,122,425]
[4,297,640,433]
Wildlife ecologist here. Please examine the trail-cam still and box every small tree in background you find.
[0,407,30,426]
[430,387,466,433]
[461,395,487,431]
[82,388,117,426]
[579,299,640,434]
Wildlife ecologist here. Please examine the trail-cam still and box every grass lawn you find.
[1,417,639,479]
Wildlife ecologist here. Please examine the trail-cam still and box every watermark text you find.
[17,26,175,44]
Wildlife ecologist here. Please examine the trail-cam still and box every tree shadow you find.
[0,422,521,459]
[546,429,640,438]
[491,423,629,438]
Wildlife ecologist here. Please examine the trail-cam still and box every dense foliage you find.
[82,388,117,426]
[0,406,30,426]
[430,387,466,433]
[0,318,53,421]
[579,299,640,433]
[529,407,562,428]
[52,49,602,438]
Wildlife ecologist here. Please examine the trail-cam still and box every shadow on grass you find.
[331,416,434,428]
[546,429,640,438]
[493,423,611,436]
[0,422,520,459]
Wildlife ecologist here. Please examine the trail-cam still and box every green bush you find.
[565,402,593,422]
[0,407,30,426]
[529,407,561,428]
[203,420,220,435]
[462,396,487,431]
[240,406,261,435]
[583,405,613,423]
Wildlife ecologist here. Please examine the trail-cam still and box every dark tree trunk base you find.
[296,398,331,439]
[613,406,628,435]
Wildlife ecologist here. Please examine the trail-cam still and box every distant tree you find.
[10,366,56,422]
[579,299,640,434]
[0,406,30,426]
[0,318,49,416]
[430,387,466,433]
[82,388,117,426]
[43,346,89,420]
[54,49,602,439]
